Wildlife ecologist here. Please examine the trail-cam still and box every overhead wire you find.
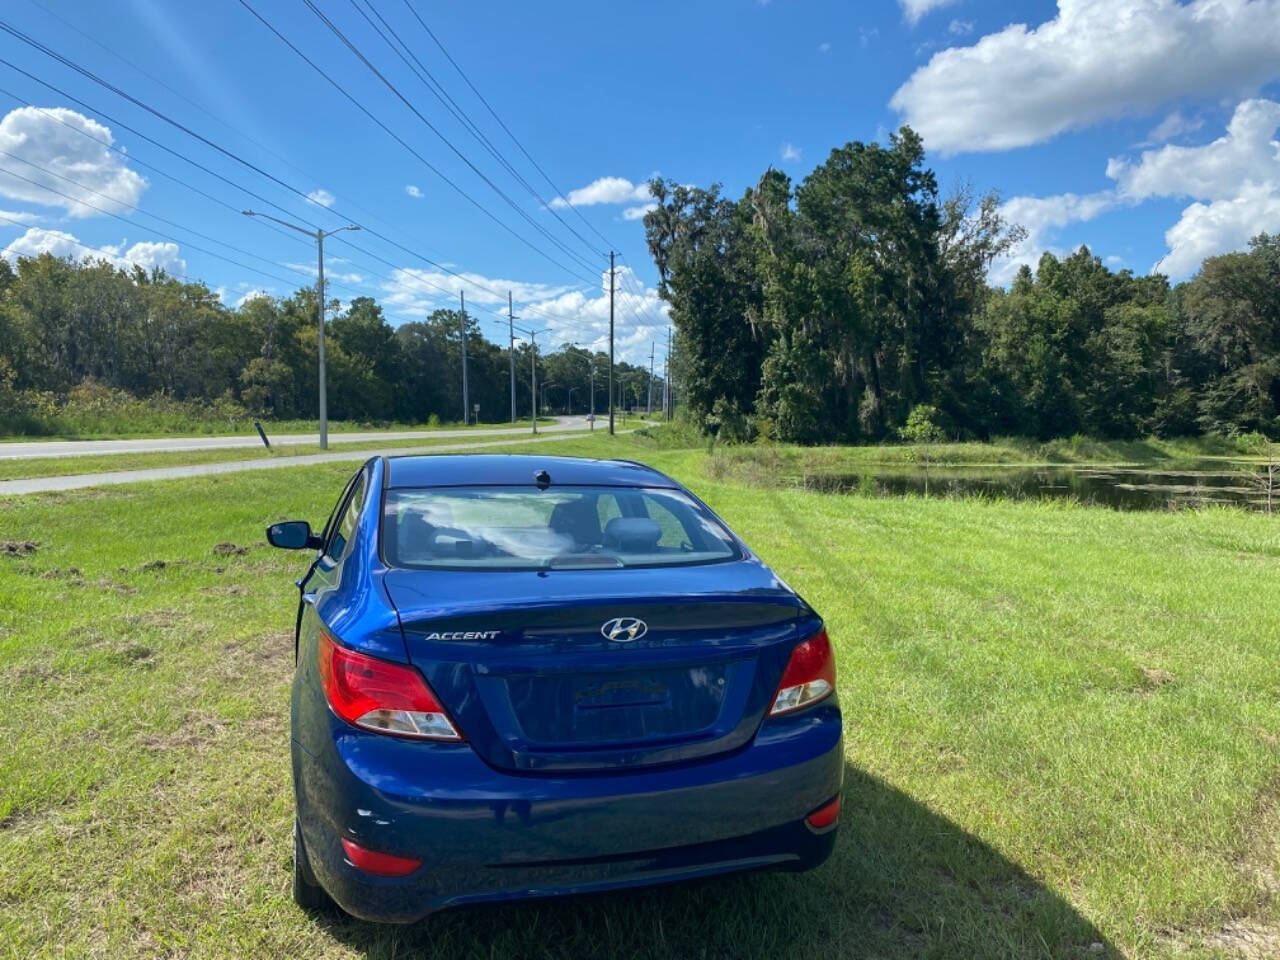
[299,0,602,279]
[348,0,608,261]
[0,14,655,357]
[233,0,598,287]
[399,0,623,254]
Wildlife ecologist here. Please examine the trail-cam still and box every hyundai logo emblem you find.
[601,617,647,642]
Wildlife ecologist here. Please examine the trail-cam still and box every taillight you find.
[770,628,836,716]
[340,837,423,877]
[806,795,840,832]
[318,629,462,740]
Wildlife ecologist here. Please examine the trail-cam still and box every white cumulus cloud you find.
[622,203,657,221]
[0,106,147,217]
[0,209,39,225]
[405,184,423,198]
[1109,98,1280,275]
[2,226,185,275]
[890,0,1280,154]
[993,98,1280,281]
[306,188,335,207]
[898,0,960,26]
[781,143,802,163]
[991,191,1120,284]
[1143,110,1203,145]
[550,177,649,209]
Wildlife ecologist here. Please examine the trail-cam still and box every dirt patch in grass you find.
[211,542,248,557]
[1,659,62,688]
[38,566,84,584]
[1,539,38,556]
[201,584,249,596]
[1208,920,1280,958]
[1140,666,1176,688]
[119,609,184,630]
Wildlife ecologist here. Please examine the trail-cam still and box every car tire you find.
[292,818,336,914]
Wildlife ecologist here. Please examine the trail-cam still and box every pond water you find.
[790,460,1276,512]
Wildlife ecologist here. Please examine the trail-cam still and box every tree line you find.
[643,127,1280,442]
[0,252,659,433]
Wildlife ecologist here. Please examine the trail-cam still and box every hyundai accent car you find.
[267,454,842,922]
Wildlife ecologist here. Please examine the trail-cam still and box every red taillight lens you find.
[340,836,423,877]
[770,628,836,716]
[806,795,840,832]
[318,629,462,740]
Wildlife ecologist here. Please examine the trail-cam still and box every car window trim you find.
[323,466,370,565]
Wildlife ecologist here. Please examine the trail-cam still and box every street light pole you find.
[243,210,358,450]
[508,291,517,423]
[528,328,546,435]
[608,251,615,435]
[459,290,469,425]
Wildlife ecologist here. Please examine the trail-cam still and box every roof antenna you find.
[533,469,551,488]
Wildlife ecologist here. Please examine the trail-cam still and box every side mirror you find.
[266,520,323,550]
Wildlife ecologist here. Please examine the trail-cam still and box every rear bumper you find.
[293,701,843,923]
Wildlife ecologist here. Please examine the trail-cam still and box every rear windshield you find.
[382,485,741,570]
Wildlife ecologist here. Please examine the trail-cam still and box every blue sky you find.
[2,0,1279,363]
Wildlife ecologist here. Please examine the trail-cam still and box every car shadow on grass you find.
[314,764,1115,960]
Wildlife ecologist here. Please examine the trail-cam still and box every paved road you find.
[0,428,616,496]
[0,416,589,460]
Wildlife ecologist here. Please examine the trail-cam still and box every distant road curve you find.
[0,416,588,460]
[0,425,626,496]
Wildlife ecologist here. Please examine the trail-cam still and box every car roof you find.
[384,454,679,489]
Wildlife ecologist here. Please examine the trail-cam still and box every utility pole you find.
[459,291,470,425]
[665,326,672,421]
[529,328,545,435]
[608,251,615,436]
[242,210,358,450]
[507,291,516,423]
[647,341,655,415]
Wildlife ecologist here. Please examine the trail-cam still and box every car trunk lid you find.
[383,562,810,773]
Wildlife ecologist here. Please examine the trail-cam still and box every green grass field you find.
[1,432,1277,958]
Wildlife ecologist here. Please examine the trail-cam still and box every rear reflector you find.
[318,628,462,740]
[340,836,423,877]
[770,628,836,716]
[806,796,840,832]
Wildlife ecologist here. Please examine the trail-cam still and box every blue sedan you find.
[267,454,842,922]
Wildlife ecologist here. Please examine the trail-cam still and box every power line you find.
[0,23,653,353]
[0,57,320,230]
[0,147,324,285]
[300,0,601,278]
[3,15,600,296]
[0,87,313,257]
[0,160,309,289]
[0,21,333,229]
[234,0,598,287]
[0,61,600,333]
[350,0,608,260]
[400,0,622,254]
[0,208,196,280]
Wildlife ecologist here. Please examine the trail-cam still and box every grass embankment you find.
[667,433,1262,475]
[1,432,1278,958]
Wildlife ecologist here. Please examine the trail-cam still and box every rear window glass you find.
[382,486,740,570]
